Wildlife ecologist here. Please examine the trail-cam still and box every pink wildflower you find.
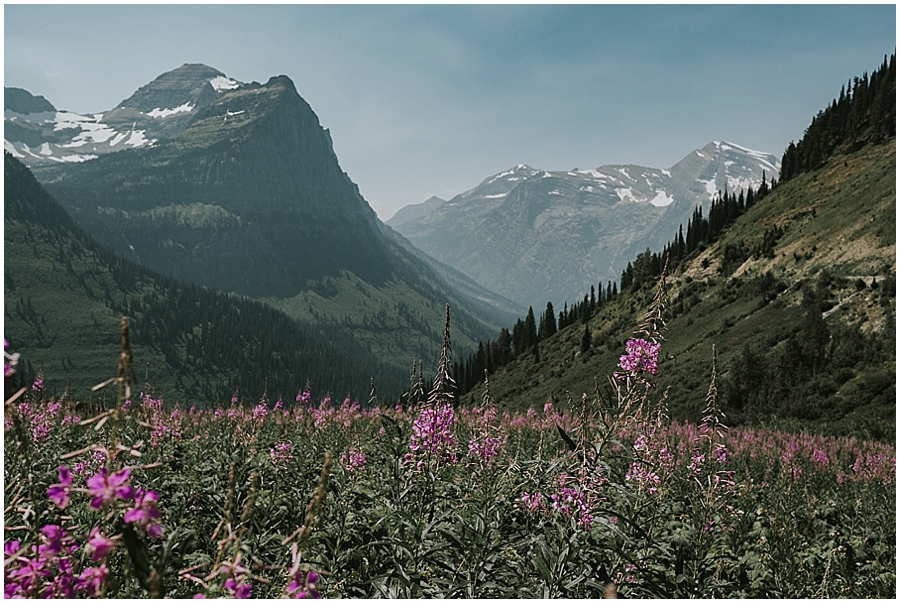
[86,468,134,510]
[48,466,73,509]
[124,488,163,538]
[77,565,109,597]
[85,528,116,562]
[288,569,321,599]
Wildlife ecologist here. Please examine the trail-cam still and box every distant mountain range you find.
[387,142,780,308]
[4,64,523,392]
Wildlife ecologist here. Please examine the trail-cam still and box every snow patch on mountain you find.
[148,102,194,118]
[209,76,240,92]
[649,190,674,207]
[55,153,98,163]
[125,130,152,147]
[53,111,98,131]
[616,187,638,203]
[4,140,24,157]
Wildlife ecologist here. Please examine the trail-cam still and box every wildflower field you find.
[3,281,896,598]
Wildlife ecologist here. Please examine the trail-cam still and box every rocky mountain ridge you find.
[4,64,241,165]
[388,142,780,308]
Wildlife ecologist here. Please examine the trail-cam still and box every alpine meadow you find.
[3,34,896,601]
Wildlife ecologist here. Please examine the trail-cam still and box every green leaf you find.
[557,423,577,451]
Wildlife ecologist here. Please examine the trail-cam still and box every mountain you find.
[456,139,894,440]
[4,152,405,403]
[8,65,521,377]
[388,195,446,228]
[387,143,780,309]
[4,64,240,165]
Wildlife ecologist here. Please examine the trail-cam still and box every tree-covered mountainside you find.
[455,56,895,441]
[4,153,408,404]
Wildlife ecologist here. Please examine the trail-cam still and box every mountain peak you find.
[115,63,240,113]
[5,87,56,114]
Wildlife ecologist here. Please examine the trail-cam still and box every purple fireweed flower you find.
[619,338,661,375]
[288,569,321,599]
[467,434,503,467]
[270,442,295,465]
[517,492,545,512]
[626,462,661,495]
[38,525,67,557]
[614,563,638,585]
[341,448,367,473]
[124,488,163,538]
[688,451,705,477]
[61,413,81,426]
[10,555,51,594]
[551,487,595,527]
[86,468,134,510]
[407,403,458,467]
[715,444,729,465]
[614,338,662,384]
[17,401,32,421]
[224,577,252,599]
[77,564,109,597]
[31,376,44,392]
[253,403,268,420]
[658,447,676,471]
[85,528,116,562]
[297,388,311,404]
[48,466,73,509]
[140,392,163,411]
[32,421,52,443]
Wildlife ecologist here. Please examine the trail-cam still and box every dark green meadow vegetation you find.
[3,287,895,598]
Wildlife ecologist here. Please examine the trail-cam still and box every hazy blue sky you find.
[4,3,896,219]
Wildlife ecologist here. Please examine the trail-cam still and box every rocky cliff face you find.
[38,73,391,297]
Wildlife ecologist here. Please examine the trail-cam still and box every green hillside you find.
[4,153,408,404]
[458,139,895,441]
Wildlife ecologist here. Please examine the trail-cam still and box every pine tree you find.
[544,301,557,337]
[524,307,537,349]
[580,324,591,354]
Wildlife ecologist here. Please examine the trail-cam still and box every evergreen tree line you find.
[780,53,895,183]
[4,153,406,405]
[452,280,621,395]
